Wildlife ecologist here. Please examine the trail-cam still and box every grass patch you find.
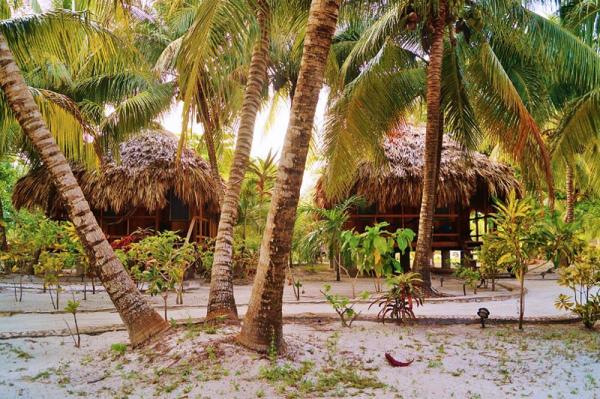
[10,347,33,360]
[110,343,127,356]
[259,359,384,398]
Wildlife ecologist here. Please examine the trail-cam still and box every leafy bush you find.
[231,239,258,279]
[321,284,369,327]
[341,222,415,294]
[539,214,585,270]
[453,266,481,295]
[555,246,600,329]
[122,231,197,319]
[478,239,503,291]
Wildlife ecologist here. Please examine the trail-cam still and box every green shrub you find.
[321,284,369,327]
[453,266,481,295]
[555,246,600,329]
[123,231,197,319]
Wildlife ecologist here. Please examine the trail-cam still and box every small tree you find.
[321,284,369,327]
[129,231,196,320]
[486,192,543,330]
[143,261,173,321]
[478,237,503,291]
[453,266,481,295]
[341,222,415,293]
[299,196,365,281]
[65,299,81,348]
[555,246,600,329]
[35,252,64,310]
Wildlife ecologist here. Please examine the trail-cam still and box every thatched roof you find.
[316,125,520,210]
[13,131,221,217]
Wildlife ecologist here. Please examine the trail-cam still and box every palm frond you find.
[99,81,175,152]
[322,40,424,201]
[441,43,480,149]
[0,11,133,75]
[553,88,600,159]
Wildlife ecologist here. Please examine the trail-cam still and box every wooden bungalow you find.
[12,131,221,243]
[315,124,521,270]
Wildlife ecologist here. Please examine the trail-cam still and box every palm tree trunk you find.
[203,128,224,203]
[565,163,575,223]
[0,196,8,251]
[531,128,555,211]
[412,2,447,293]
[0,33,168,345]
[238,0,340,352]
[426,114,444,269]
[205,1,270,323]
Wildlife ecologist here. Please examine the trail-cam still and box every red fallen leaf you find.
[385,353,414,367]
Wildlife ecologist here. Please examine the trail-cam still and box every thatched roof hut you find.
[315,124,521,258]
[316,124,520,211]
[13,131,221,240]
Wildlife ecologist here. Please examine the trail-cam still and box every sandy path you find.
[0,279,576,337]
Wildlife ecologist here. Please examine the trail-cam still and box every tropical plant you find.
[574,198,600,242]
[555,245,600,329]
[299,195,364,282]
[239,0,341,352]
[65,299,81,348]
[539,213,585,271]
[340,222,415,295]
[236,152,279,252]
[478,237,503,291]
[369,272,424,323]
[0,159,19,253]
[453,266,481,295]
[321,284,369,327]
[485,191,544,329]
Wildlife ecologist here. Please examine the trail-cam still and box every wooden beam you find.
[185,217,197,244]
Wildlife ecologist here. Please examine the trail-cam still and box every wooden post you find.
[400,249,411,272]
[185,217,197,244]
[441,249,451,270]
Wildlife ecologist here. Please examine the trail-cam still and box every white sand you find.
[0,321,598,399]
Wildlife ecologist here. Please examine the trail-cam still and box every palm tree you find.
[149,1,248,202]
[299,195,363,282]
[548,1,600,223]
[182,0,272,323]
[0,32,168,344]
[238,0,341,352]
